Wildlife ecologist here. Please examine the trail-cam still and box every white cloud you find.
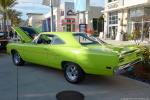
[14,0,49,20]
[17,0,42,3]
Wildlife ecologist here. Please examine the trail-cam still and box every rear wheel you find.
[63,62,85,84]
[12,51,24,66]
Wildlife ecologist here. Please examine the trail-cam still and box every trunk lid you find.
[85,44,141,67]
[85,44,138,54]
[104,44,138,54]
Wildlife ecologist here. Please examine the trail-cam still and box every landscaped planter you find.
[122,62,150,84]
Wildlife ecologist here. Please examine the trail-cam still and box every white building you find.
[43,2,77,32]
[59,2,77,32]
[42,0,103,33]
[104,0,150,40]
[0,14,11,33]
[27,13,44,31]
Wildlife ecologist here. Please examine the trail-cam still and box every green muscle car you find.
[7,27,142,83]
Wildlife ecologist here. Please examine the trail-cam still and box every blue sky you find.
[14,0,104,20]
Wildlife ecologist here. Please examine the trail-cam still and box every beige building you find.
[75,0,103,33]
[27,13,44,30]
[77,6,103,32]
[104,0,150,40]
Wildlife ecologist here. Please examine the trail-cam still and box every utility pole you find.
[50,0,54,32]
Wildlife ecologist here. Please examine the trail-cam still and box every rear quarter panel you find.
[75,49,119,76]
[53,46,119,76]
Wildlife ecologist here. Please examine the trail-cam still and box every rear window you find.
[73,33,99,45]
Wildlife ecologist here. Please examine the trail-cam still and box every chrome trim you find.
[118,59,142,70]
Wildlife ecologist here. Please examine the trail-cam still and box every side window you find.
[51,36,65,45]
[37,34,53,44]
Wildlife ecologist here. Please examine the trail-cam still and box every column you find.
[104,13,108,39]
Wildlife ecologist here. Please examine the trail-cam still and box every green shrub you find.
[138,45,150,64]
[129,30,141,45]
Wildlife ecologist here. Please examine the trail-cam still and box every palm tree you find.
[0,0,17,33]
[7,9,22,26]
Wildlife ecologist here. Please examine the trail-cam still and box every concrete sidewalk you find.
[0,54,150,100]
[103,39,150,46]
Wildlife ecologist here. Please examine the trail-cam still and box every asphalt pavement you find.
[0,53,150,100]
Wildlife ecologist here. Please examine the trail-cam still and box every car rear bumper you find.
[114,58,143,75]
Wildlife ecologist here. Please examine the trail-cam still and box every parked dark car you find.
[0,32,8,50]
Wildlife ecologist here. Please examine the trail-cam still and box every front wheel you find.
[63,63,85,84]
[12,51,25,66]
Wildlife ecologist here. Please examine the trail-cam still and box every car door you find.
[21,42,49,66]
[11,27,49,65]
[21,34,53,66]
[46,35,66,68]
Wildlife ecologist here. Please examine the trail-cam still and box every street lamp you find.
[50,0,54,32]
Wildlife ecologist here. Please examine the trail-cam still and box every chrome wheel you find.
[13,53,21,64]
[64,63,85,84]
[66,65,78,81]
[12,51,24,66]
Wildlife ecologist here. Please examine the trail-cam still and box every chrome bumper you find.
[114,58,143,75]
[119,59,142,70]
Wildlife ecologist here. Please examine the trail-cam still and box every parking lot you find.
[0,53,150,100]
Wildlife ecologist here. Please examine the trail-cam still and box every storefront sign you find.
[62,18,75,25]
[67,10,76,16]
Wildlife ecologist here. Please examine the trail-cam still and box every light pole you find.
[50,0,54,32]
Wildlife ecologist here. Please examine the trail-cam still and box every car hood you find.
[12,27,39,43]
[85,44,138,55]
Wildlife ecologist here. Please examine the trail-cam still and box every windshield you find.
[73,33,99,45]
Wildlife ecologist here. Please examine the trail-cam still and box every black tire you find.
[12,51,25,66]
[63,62,85,84]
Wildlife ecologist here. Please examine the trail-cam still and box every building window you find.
[108,11,118,39]
[128,7,150,40]
[109,11,118,25]
[108,0,117,3]
[108,26,118,39]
